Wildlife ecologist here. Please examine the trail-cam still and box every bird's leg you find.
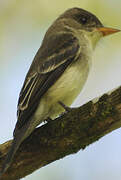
[44,117,52,123]
[58,101,71,112]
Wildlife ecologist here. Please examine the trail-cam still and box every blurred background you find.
[0,0,121,179]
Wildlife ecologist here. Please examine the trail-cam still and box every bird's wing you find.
[14,33,80,135]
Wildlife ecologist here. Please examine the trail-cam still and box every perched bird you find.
[0,7,120,177]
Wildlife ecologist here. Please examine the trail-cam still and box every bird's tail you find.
[0,135,22,178]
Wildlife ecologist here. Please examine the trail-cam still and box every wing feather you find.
[14,33,80,134]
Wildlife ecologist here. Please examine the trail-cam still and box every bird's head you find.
[58,8,120,47]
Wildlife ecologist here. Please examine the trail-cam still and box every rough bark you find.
[0,86,121,180]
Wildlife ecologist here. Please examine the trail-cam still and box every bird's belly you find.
[45,60,90,118]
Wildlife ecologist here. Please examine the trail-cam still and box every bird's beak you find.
[96,27,120,36]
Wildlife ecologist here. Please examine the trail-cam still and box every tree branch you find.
[0,86,121,180]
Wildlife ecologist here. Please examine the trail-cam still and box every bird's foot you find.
[58,101,71,112]
[44,117,52,123]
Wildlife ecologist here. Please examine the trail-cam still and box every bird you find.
[0,7,120,177]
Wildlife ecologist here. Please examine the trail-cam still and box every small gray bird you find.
[0,7,120,177]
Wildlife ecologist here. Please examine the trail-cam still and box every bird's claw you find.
[58,101,71,112]
[44,117,52,123]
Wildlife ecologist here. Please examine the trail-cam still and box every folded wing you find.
[14,33,80,135]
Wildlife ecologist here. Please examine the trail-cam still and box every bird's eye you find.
[81,17,88,24]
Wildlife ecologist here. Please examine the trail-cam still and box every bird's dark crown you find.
[59,8,103,30]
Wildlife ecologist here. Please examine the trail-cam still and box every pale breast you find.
[35,32,93,119]
[44,57,90,118]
